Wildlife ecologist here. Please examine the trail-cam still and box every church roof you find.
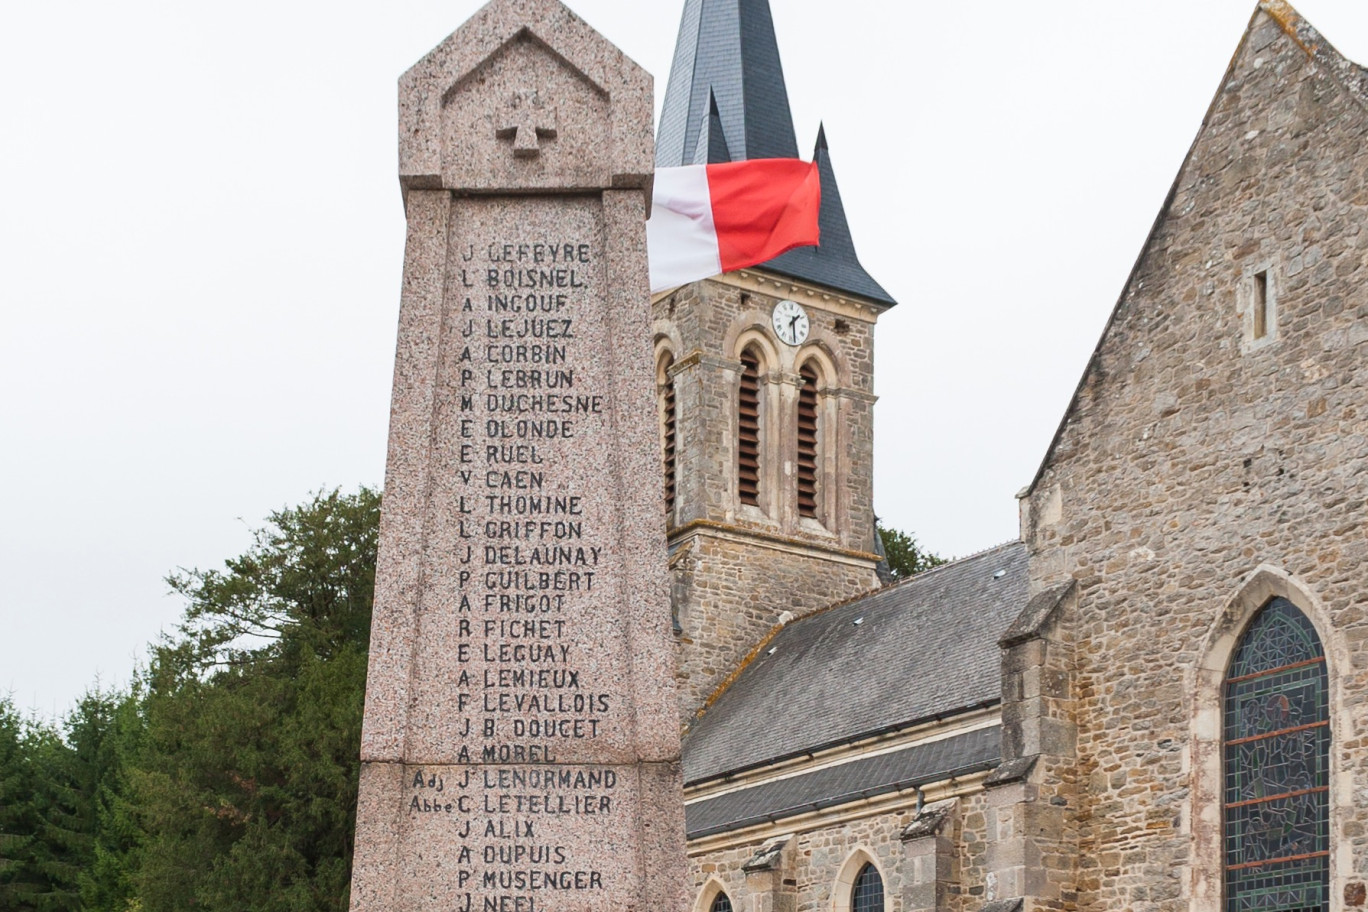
[685,724,1000,838]
[682,541,1028,785]
[655,0,896,306]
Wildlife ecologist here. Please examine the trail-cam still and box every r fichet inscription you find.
[349,5,683,912]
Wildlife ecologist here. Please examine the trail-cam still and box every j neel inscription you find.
[411,237,618,912]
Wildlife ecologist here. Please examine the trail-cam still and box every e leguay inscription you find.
[348,3,684,911]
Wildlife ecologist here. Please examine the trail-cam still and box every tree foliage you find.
[132,487,379,912]
[1,489,379,912]
[877,521,946,579]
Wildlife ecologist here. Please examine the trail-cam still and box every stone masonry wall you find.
[673,533,881,724]
[1024,9,1368,911]
[687,790,995,912]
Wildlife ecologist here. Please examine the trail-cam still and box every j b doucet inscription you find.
[411,236,622,912]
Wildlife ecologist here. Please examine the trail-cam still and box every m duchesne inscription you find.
[349,4,684,912]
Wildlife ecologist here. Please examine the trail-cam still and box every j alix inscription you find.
[349,3,683,912]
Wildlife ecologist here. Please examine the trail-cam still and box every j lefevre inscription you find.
[349,4,683,912]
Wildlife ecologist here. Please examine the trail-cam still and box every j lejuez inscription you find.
[348,3,684,912]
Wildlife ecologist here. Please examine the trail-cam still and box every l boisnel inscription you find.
[413,239,615,912]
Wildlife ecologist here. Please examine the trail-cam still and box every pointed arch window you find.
[1223,597,1329,912]
[737,347,763,507]
[659,352,678,521]
[851,863,883,912]
[796,362,820,519]
[709,892,733,912]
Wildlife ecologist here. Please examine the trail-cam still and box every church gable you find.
[1024,1,1368,563]
[1018,3,1368,908]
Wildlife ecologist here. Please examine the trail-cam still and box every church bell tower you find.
[653,0,898,720]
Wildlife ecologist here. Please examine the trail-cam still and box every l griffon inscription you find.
[348,3,684,912]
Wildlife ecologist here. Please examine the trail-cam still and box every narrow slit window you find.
[1252,270,1269,340]
[737,349,762,507]
[796,363,819,518]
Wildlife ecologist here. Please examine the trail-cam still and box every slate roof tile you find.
[683,542,1027,784]
[655,0,896,306]
[685,726,1001,838]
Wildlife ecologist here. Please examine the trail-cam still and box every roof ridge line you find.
[1260,0,1368,113]
[871,538,1024,593]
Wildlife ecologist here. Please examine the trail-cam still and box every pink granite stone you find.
[350,2,684,911]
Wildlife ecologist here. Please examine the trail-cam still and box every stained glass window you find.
[1223,597,1329,912]
[851,863,883,912]
[710,891,733,912]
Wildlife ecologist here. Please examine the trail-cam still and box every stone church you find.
[651,1,1368,911]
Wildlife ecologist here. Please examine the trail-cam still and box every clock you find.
[771,300,809,346]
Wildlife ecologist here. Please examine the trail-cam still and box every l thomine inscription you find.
[348,3,683,912]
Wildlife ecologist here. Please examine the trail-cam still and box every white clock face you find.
[772,300,809,346]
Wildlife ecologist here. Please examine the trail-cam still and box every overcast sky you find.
[4,0,1368,717]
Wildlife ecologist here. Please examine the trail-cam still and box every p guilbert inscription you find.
[349,4,683,912]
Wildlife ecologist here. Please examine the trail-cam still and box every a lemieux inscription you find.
[412,240,607,912]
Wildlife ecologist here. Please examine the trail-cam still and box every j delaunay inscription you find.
[348,3,683,912]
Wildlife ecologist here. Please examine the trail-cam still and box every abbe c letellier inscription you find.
[413,238,619,912]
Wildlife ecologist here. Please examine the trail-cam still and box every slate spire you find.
[656,0,799,167]
[656,0,896,306]
[763,126,895,306]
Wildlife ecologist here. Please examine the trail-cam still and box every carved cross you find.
[496,91,559,158]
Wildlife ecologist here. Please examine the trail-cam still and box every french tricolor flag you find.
[647,158,821,293]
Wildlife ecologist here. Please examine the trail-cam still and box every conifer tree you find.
[132,487,379,912]
[0,697,39,910]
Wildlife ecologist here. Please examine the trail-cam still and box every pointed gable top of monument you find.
[399,0,653,195]
[656,0,800,167]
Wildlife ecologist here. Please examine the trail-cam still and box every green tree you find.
[76,689,145,912]
[133,487,379,912]
[0,697,94,912]
[876,521,946,579]
[0,697,39,910]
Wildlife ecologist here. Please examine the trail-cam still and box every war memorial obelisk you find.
[348,1,686,909]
